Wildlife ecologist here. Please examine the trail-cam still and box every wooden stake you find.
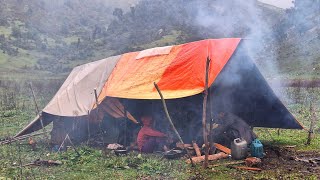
[93,89,105,146]
[154,82,195,167]
[87,110,90,145]
[202,57,211,168]
[208,87,214,154]
[29,83,49,142]
[306,102,316,145]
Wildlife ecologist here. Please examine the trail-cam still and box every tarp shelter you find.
[15,38,303,140]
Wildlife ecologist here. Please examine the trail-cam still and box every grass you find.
[0,81,319,179]
[256,128,320,152]
[0,26,11,36]
[135,30,182,49]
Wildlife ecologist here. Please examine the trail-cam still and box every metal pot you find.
[164,150,183,159]
[114,149,127,156]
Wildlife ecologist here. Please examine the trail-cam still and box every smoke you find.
[188,0,289,102]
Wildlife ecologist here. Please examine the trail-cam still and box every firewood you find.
[214,143,231,155]
[192,141,202,157]
[176,142,192,149]
[186,152,228,164]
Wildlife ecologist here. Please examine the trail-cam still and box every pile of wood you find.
[180,142,263,171]
[179,142,231,164]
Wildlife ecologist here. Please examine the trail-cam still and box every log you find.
[214,143,231,155]
[186,152,228,164]
[192,141,202,157]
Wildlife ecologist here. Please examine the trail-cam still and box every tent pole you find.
[202,57,210,168]
[87,110,91,145]
[124,105,127,146]
[154,82,195,167]
[208,86,214,154]
[29,82,49,143]
[94,89,105,147]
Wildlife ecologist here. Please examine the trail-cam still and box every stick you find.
[29,83,49,142]
[66,134,81,157]
[154,82,195,167]
[202,57,210,168]
[192,141,202,157]
[87,110,90,145]
[94,89,105,146]
[57,134,68,152]
[0,131,47,145]
[57,134,80,157]
[124,106,127,146]
[208,87,214,154]
[306,102,316,145]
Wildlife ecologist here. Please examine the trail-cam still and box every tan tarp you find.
[43,55,120,116]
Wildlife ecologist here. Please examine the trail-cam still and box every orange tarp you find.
[98,38,241,100]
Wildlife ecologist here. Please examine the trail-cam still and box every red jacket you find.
[137,118,165,150]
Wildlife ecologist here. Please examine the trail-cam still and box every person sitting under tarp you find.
[137,116,167,153]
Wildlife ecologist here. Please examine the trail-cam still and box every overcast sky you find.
[259,0,294,9]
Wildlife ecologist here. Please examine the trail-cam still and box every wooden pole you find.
[29,83,49,142]
[154,82,195,167]
[306,102,316,145]
[208,86,214,154]
[202,57,210,168]
[93,88,105,146]
[124,107,127,146]
[87,110,90,145]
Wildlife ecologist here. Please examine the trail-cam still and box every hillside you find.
[0,0,138,79]
[0,0,319,80]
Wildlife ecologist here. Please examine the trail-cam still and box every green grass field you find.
[0,82,319,179]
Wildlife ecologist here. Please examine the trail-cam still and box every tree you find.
[113,8,124,20]
[11,27,21,38]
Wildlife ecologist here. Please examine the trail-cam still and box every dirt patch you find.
[258,145,320,178]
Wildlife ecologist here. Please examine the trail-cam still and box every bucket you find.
[231,138,248,160]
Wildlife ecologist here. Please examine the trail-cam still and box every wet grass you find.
[0,81,319,179]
